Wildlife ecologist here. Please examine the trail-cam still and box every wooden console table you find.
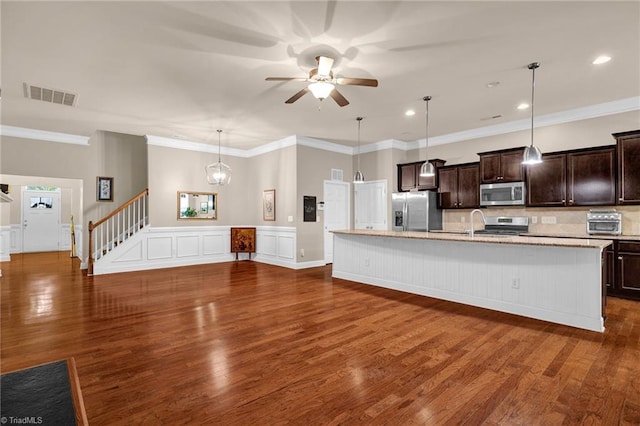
[230,227,256,260]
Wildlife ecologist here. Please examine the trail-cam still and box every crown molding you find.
[426,96,640,146]
[5,96,638,156]
[0,125,90,145]
[145,135,249,158]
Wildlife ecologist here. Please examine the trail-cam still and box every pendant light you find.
[205,129,232,185]
[522,62,543,164]
[419,96,435,177]
[353,117,365,183]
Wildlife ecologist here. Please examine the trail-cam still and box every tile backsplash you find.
[443,205,640,236]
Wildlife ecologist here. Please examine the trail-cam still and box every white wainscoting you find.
[332,233,605,333]
[0,225,11,262]
[92,225,307,275]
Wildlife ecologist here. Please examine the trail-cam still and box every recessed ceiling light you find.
[517,103,529,110]
[405,109,415,116]
[486,81,500,88]
[592,55,611,65]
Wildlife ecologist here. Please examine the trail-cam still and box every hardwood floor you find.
[2,252,639,425]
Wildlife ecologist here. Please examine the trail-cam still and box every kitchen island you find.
[331,230,613,332]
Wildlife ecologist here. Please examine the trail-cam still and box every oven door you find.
[587,220,621,235]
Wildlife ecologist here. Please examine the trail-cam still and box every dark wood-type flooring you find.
[2,252,639,425]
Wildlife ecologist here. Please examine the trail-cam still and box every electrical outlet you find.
[461,216,466,223]
[531,216,538,224]
[512,278,520,289]
[288,216,294,223]
[541,216,557,224]
[364,258,370,267]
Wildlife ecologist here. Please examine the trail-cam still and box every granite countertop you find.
[332,229,613,249]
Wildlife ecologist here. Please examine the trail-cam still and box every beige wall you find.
[296,145,353,262]
[246,145,297,226]
[1,131,148,260]
[147,144,250,226]
[1,110,638,266]
[425,110,640,166]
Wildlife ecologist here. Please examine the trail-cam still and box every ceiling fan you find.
[265,56,378,107]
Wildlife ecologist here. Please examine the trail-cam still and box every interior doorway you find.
[323,180,350,264]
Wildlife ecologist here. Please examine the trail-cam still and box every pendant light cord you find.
[424,95,431,157]
[217,129,222,163]
[528,63,539,148]
[357,117,363,172]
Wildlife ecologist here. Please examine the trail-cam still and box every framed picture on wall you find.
[263,189,276,221]
[96,177,113,202]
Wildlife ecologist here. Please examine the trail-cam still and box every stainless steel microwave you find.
[479,181,526,206]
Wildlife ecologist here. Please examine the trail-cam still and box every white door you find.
[324,180,350,264]
[22,190,61,252]
[354,180,387,230]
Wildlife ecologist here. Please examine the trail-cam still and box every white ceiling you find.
[1,1,639,150]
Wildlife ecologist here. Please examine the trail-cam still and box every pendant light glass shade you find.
[419,161,435,177]
[419,96,435,177]
[522,62,543,165]
[353,117,365,183]
[308,81,335,100]
[205,130,232,185]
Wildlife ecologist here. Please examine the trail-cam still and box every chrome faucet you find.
[469,209,486,238]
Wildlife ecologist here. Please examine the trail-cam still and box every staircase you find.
[88,189,148,275]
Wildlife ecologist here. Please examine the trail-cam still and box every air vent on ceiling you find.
[23,82,77,106]
[331,168,344,181]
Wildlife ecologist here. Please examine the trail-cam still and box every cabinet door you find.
[500,151,525,182]
[480,153,501,183]
[567,148,616,206]
[354,181,387,230]
[526,154,567,207]
[617,135,640,204]
[398,164,417,192]
[619,252,640,293]
[437,168,458,209]
[457,164,479,209]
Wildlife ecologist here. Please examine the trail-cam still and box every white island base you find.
[332,231,609,333]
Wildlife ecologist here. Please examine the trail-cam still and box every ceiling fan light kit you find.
[419,96,436,177]
[205,129,232,185]
[308,81,335,100]
[266,55,378,107]
[522,62,543,165]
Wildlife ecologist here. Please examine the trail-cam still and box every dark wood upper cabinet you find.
[457,163,480,208]
[527,146,616,207]
[397,159,445,192]
[437,163,479,209]
[526,153,567,207]
[479,147,526,183]
[567,147,616,206]
[614,130,640,205]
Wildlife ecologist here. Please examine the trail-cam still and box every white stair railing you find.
[88,189,148,275]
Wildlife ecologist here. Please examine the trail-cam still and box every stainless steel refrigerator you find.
[392,191,442,232]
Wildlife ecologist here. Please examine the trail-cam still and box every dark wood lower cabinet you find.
[608,240,640,300]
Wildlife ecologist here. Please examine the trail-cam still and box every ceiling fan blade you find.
[330,89,349,107]
[266,77,308,82]
[285,88,309,104]
[316,56,335,76]
[336,77,379,87]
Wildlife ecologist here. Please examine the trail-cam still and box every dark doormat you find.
[1,358,88,425]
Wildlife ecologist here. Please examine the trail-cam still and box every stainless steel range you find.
[474,216,529,236]
[587,210,622,235]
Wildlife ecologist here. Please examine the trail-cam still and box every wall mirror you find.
[177,191,217,220]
